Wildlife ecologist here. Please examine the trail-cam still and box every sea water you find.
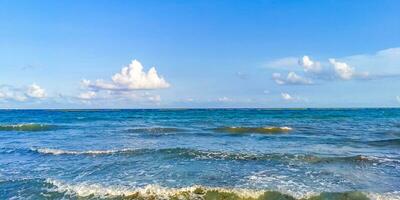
[0,109,399,199]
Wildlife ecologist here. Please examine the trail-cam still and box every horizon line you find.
[0,107,399,110]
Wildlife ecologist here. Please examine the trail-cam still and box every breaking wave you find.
[214,126,293,134]
[42,179,394,200]
[31,148,138,155]
[28,147,398,166]
[0,123,57,132]
[2,178,399,200]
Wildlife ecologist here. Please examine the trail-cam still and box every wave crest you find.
[0,123,56,131]
[29,147,398,166]
[44,179,377,200]
[31,148,138,155]
[214,126,292,134]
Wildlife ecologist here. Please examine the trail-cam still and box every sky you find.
[0,0,400,108]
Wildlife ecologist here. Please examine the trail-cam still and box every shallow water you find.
[0,109,399,199]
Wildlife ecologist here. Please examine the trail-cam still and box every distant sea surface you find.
[0,109,399,200]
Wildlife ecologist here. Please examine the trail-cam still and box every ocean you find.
[0,109,399,200]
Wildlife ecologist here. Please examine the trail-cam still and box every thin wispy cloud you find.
[265,57,298,69]
[217,97,233,102]
[78,91,96,100]
[272,72,313,85]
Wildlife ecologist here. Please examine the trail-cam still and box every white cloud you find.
[396,96,400,103]
[78,91,96,100]
[281,92,307,102]
[0,84,46,102]
[272,72,313,85]
[340,47,400,75]
[78,59,169,105]
[299,56,321,72]
[26,83,46,98]
[281,93,294,101]
[0,86,27,102]
[328,59,355,80]
[84,59,170,91]
[267,49,400,82]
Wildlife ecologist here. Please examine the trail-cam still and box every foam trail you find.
[33,148,136,155]
[45,179,392,200]
[46,179,277,199]
[215,126,293,134]
[30,147,399,167]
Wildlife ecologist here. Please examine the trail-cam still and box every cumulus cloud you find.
[0,83,46,102]
[0,86,27,102]
[78,59,169,105]
[84,60,170,91]
[328,59,355,80]
[299,56,321,72]
[26,83,46,98]
[267,47,399,85]
[272,72,313,85]
[267,49,393,85]
[329,58,370,80]
[281,93,294,101]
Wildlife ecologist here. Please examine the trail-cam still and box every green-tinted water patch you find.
[0,123,57,132]
[120,189,368,200]
[307,191,369,200]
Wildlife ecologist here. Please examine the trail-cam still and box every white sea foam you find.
[45,178,400,200]
[367,192,400,200]
[33,148,134,155]
[46,179,267,199]
[229,126,293,130]
[217,126,293,134]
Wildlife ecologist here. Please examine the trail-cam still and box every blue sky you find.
[1,0,400,108]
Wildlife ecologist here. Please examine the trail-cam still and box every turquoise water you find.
[0,109,399,199]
